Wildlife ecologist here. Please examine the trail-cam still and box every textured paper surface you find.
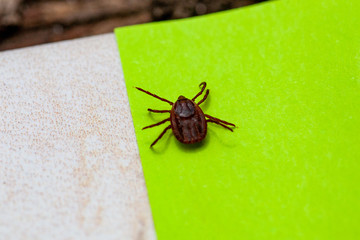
[115,0,360,239]
[0,34,156,240]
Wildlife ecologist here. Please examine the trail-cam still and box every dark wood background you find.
[0,0,266,51]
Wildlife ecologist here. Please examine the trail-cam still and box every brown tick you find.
[136,82,236,147]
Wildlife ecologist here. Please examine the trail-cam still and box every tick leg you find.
[197,89,209,105]
[148,109,170,113]
[207,120,233,132]
[205,114,236,127]
[192,82,207,101]
[142,118,170,130]
[136,87,173,105]
[151,125,172,147]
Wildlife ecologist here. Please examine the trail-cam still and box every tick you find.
[136,82,236,147]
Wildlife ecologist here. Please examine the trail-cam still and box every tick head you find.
[177,95,186,100]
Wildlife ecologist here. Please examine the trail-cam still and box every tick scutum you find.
[170,96,207,144]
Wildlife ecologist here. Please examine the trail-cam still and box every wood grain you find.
[21,0,150,28]
[0,0,266,51]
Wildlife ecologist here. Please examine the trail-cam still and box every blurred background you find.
[0,0,266,51]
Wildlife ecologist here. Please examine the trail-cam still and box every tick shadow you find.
[199,94,211,113]
[149,130,173,154]
[149,126,238,154]
[174,135,210,152]
[206,127,238,148]
[149,129,210,154]
[147,111,171,121]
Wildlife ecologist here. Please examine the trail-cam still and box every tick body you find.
[171,96,207,144]
[136,82,235,147]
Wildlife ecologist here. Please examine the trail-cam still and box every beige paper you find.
[0,34,156,240]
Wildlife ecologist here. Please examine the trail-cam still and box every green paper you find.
[115,0,360,239]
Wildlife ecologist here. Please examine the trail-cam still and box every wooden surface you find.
[0,34,156,240]
[0,0,265,51]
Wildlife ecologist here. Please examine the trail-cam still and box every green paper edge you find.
[115,0,360,239]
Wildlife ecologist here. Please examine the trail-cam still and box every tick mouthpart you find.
[178,95,186,100]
